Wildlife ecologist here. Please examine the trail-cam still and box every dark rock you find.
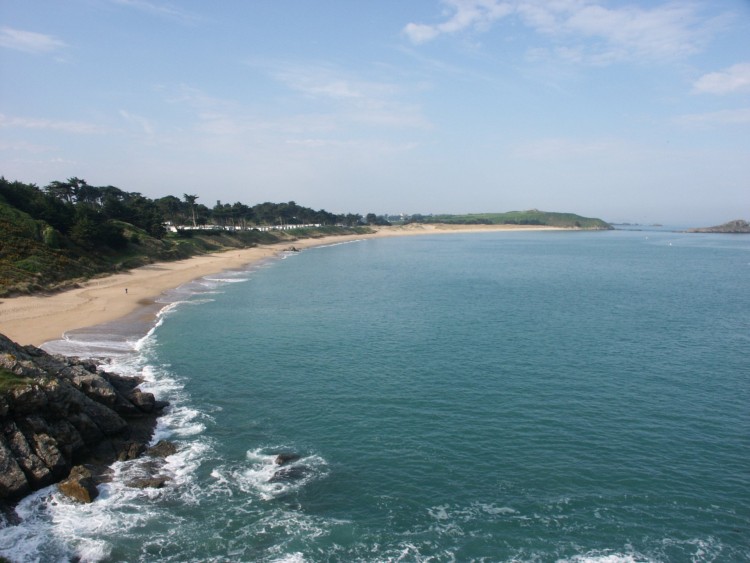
[146,440,178,458]
[269,465,310,483]
[0,332,166,506]
[47,419,85,460]
[154,400,170,412]
[68,412,105,443]
[126,475,171,489]
[58,465,99,503]
[7,385,48,415]
[101,371,142,394]
[30,433,67,476]
[117,441,146,462]
[67,371,119,408]
[4,422,55,488]
[274,453,301,466]
[0,435,29,500]
[127,389,157,413]
[80,398,128,435]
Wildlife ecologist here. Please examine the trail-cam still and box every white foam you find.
[162,440,210,487]
[560,556,640,563]
[203,277,250,283]
[236,448,329,501]
[270,552,307,563]
[155,405,207,440]
[0,488,71,562]
[480,504,517,516]
[311,239,364,250]
[42,334,139,358]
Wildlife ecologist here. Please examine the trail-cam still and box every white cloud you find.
[405,1,719,64]
[0,26,67,54]
[403,0,513,44]
[544,2,712,62]
[0,114,102,134]
[693,63,750,95]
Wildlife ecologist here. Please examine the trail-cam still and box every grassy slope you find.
[0,202,100,294]
[0,201,369,297]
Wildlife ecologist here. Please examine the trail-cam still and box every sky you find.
[1,1,749,225]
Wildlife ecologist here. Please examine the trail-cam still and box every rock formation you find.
[0,333,168,505]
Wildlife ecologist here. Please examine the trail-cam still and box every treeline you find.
[0,177,368,251]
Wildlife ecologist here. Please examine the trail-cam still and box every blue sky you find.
[1,0,748,224]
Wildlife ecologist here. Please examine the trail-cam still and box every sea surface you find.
[2,229,749,562]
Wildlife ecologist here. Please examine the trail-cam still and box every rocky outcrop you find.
[274,452,301,466]
[146,439,178,459]
[0,333,168,505]
[58,465,99,503]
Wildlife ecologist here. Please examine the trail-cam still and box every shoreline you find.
[0,224,566,347]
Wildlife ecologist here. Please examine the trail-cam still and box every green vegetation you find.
[0,177,371,297]
[408,210,612,230]
[0,366,31,393]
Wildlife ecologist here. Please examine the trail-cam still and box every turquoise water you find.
[2,230,749,562]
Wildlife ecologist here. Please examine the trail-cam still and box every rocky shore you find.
[0,333,168,506]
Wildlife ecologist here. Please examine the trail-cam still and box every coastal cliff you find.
[0,333,167,505]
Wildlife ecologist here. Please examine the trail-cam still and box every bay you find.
[2,229,749,562]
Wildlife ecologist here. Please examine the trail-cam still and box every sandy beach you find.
[0,224,563,346]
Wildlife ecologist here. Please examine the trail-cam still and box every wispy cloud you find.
[255,61,432,130]
[0,114,103,134]
[693,63,750,95]
[270,62,398,101]
[0,26,67,54]
[119,110,155,135]
[674,107,750,128]
[526,1,715,64]
[155,80,427,165]
[403,0,513,44]
[111,0,200,24]
[404,1,721,64]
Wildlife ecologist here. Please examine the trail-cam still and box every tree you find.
[342,213,363,226]
[365,213,391,226]
[183,194,198,227]
[45,180,75,204]
[155,195,184,226]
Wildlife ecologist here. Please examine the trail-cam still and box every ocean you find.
[1,229,749,562]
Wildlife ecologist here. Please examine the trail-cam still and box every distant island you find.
[687,219,750,234]
[407,210,612,230]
